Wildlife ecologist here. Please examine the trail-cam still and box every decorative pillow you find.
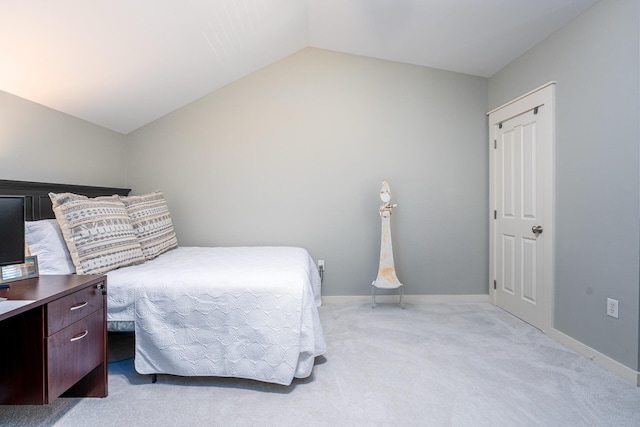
[24,219,76,275]
[121,191,178,260]
[49,192,146,274]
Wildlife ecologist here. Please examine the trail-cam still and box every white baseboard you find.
[547,328,640,386]
[322,294,490,304]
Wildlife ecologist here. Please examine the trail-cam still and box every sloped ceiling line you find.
[0,0,598,134]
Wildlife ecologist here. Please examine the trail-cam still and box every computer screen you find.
[0,196,25,267]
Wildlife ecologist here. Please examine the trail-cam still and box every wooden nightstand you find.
[0,275,108,405]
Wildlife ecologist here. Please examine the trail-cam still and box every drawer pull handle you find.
[70,330,88,342]
[70,301,88,311]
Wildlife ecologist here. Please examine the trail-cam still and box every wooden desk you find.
[0,275,108,405]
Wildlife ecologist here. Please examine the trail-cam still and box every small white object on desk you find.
[0,300,35,316]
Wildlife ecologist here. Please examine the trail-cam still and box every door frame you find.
[488,82,556,333]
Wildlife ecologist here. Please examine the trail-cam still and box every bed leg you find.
[151,374,157,384]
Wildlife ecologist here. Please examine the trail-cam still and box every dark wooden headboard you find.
[0,179,131,221]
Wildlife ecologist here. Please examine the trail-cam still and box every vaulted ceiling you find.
[0,0,599,134]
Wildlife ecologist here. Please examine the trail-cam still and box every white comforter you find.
[106,246,326,385]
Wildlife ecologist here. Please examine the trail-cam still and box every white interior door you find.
[489,83,555,332]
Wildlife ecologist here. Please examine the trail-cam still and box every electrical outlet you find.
[607,298,619,319]
[318,260,325,270]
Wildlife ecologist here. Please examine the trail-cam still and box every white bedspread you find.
[106,246,326,385]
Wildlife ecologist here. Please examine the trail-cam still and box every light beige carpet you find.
[1,301,639,426]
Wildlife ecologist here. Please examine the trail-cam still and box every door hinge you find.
[494,210,497,220]
[494,139,497,149]
[493,280,497,290]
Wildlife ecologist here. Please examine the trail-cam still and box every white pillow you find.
[24,219,75,275]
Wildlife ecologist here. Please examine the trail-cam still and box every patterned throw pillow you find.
[49,192,146,274]
[121,191,178,260]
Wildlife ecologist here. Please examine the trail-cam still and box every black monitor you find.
[0,196,25,267]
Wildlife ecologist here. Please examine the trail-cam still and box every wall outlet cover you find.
[607,298,619,319]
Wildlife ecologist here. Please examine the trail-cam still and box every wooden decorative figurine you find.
[371,179,404,308]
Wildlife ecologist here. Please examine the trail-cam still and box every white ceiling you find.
[0,0,599,134]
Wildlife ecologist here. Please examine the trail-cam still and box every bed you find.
[0,179,326,385]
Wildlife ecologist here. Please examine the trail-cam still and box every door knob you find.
[532,225,543,236]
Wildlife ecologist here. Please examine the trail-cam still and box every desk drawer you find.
[47,281,104,335]
[47,308,104,400]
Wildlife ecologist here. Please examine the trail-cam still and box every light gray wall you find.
[489,0,640,370]
[0,90,127,187]
[126,47,488,297]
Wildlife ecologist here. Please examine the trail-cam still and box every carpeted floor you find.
[1,301,639,426]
